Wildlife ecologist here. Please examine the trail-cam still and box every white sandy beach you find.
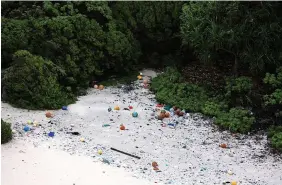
[1,69,282,185]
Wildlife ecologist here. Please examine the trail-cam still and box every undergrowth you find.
[151,67,255,134]
[1,119,12,144]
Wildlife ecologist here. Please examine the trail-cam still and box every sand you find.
[1,69,282,185]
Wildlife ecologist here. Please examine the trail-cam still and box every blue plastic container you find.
[62,106,68,110]
[48,132,55,137]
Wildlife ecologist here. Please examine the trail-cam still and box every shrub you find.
[225,76,253,107]
[268,126,282,152]
[215,108,255,133]
[152,67,255,133]
[1,119,12,144]
[2,50,74,109]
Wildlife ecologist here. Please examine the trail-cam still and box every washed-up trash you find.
[161,123,167,127]
[227,170,233,175]
[27,120,32,125]
[33,120,38,127]
[108,107,112,112]
[120,124,126,130]
[156,104,163,108]
[48,132,55,137]
[98,149,103,155]
[132,112,138,117]
[220,143,227,148]
[102,124,111,127]
[114,106,120,110]
[23,125,30,132]
[110,147,141,159]
[137,75,142,80]
[152,161,158,168]
[62,106,68,110]
[45,112,53,118]
[94,84,98,89]
[129,106,133,109]
[231,181,237,185]
[164,105,172,111]
[80,138,85,142]
[67,131,80,135]
[102,158,110,164]
[99,85,104,90]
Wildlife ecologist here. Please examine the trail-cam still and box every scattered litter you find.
[80,138,85,142]
[132,111,138,117]
[114,106,120,110]
[23,126,30,132]
[45,112,53,118]
[102,124,111,127]
[48,132,55,137]
[110,147,141,159]
[108,107,112,112]
[67,131,80,135]
[120,124,126,130]
[99,85,104,90]
[220,143,227,148]
[62,106,68,110]
[98,149,103,155]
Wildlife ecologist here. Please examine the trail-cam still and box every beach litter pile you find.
[1,70,282,185]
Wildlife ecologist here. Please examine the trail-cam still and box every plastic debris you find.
[231,181,237,185]
[45,112,53,118]
[132,111,138,117]
[80,138,85,142]
[98,149,103,155]
[114,106,120,110]
[108,107,112,112]
[48,132,55,137]
[27,120,32,125]
[102,124,111,127]
[62,106,68,110]
[23,126,30,132]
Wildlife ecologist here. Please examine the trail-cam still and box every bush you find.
[151,67,255,133]
[215,108,255,133]
[2,50,74,109]
[268,126,282,152]
[1,119,12,144]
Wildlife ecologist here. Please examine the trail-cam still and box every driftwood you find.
[110,147,141,159]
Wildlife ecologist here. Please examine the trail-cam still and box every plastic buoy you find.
[45,112,53,118]
[23,126,30,132]
[48,132,55,137]
[99,85,104,90]
[231,181,237,185]
[120,125,125,130]
[98,149,103,155]
[132,112,138,117]
[152,161,158,168]
[220,143,227,148]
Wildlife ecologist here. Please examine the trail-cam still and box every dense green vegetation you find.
[1,119,12,144]
[1,1,282,151]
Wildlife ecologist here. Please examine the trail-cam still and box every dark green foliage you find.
[215,108,255,133]
[225,76,253,107]
[1,119,12,144]
[180,2,282,75]
[268,126,282,152]
[2,50,74,109]
[151,67,255,133]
